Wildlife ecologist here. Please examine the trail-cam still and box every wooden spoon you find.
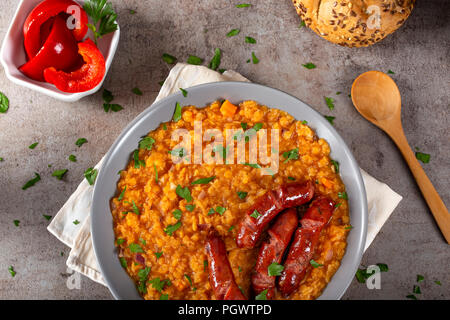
[351,71,450,244]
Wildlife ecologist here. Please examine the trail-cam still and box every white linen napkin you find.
[48,63,403,286]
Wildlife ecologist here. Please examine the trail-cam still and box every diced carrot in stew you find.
[220,100,238,117]
[321,178,334,189]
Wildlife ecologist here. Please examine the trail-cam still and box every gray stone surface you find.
[0,0,448,300]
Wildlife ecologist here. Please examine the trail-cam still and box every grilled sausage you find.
[236,181,314,249]
[205,231,246,300]
[278,197,335,297]
[251,208,298,299]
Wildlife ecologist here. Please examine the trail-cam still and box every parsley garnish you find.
[324,115,335,125]
[250,209,262,219]
[355,264,388,283]
[243,162,261,169]
[325,96,335,110]
[186,205,196,212]
[387,70,395,74]
[245,36,256,44]
[255,289,268,300]
[331,160,339,173]
[187,55,204,65]
[103,103,123,112]
[75,138,87,147]
[203,260,208,271]
[435,281,441,286]
[0,92,9,113]
[51,169,68,180]
[153,163,158,182]
[22,172,41,190]
[184,274,193,286]
[28,142,38,149]
[43,215,52,221]
[84,167,98,185]
[148,277,171,293]
[132,87,143,96]
[413,285,421,294]
[415,151,430,164]
[8,266,16,277]
[251,52,259,64]
[173,102,182,122]
[83,0,118,44]
[302,62,316,69]
[283,148,299,163]
[164,222,182,236]
[133,149,145,168]
[268,262,284,276]
[160,294,169,300]
[180,88,188,97]
[129,243,144,253]
[137,266,151,293]
[191,176,215,185]
[215,206,226,215]
[228,225,235,232]
[162,53,177,64]
[116,238,125,245]
[237,191,248,199]
[103,89,113,103]
[236,3,251,8]
[338,192,348,200]
[118,186,126,201]
[73,220,80,225]
[176,185,192,202]
[288,176,296,181]
[13,220,20,227]
[154,251,163,259]
[172,209,182,220]
[168,147,185,158]
[299,20,306,28]
[139,136,155,150]
[310,259,323,268]
[227,29,240,37]
[406,294,417,300]
[120,257,127,268]
[209,48,221,71]
[68,154,77,162]
[207,208,216,215]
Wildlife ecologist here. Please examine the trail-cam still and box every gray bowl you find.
[91,81,367,300]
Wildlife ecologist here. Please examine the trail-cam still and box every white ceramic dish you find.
[0,0,120,102]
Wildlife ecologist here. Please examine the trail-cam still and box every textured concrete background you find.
[0,0,448,300]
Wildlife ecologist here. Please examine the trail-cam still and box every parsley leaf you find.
[83,0,118,44]
[180,88,188,97]
[255,289,268,300]
[245,36,256,44]
[132,87,143,96]
[139,136,155,150]
[415,151,430,164]
[172,209,182,220]
[191,176,215,185]
[73,220,80,225]
[8,266,16,277]
[331,160,339,173]
[236,3,251,8]
[75,138,88,147]
[251,52,259,64]
[120,257,127,268]
[28,142,38,149]
[302,62,316,69]
[310,259,324,268]
[324,115,335,125]
[215,206,226,215]
[387,70,395,74]
[282,148,299,163]
[160,294,169,300]
[176,185,192,202]
[133,149,145,168]
[209,48,221,71]
[103,103,123,112]
[102,88,113,103]
[416,275,424,282]
[164,222,182,236]
[186,204,196,212]
[129,243,144,253]
[68,154,77,162]
[267,262,284,276]
[338,192,348,200]
[43,215,52,221]
[250,209,261,219]
[118,186,126,200]
[227,29,240,37]
[187,55,204,65]
[13,220,20,227]
[237,191,248,199]
[52,169,68,180]
[325,96,335,110]
[154,251,163,259]
[148,277,171,293]
[153,163,158,182]
[162,53,177,64]
[22,172,41,190]
[84,167,98,185]
[173,102,182,122]
[0,92,9,113]
[406,294,417,300]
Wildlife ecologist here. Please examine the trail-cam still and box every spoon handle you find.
[390,129,450,244]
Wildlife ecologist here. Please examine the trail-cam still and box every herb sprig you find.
[83,0,118,44]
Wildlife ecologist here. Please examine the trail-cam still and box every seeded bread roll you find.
[292,0,415,47]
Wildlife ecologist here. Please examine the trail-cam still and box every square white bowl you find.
[0,0,120,102]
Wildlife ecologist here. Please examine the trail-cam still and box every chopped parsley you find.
[236,3,251,8]
[415,151,430,164]
[299,20,306,28]
[324,115,335,125]
[243,163,261,169]
[0,92,9,113]
[288,176,296,181]
[310,259,323,268]
[184,274,193,286]
[435,281,441,286]
[139,136,155,150]
[168,147,185,158]
[28,142,38,149]
[344,224,352,229]
[148,277,171,293]
[172,209,182,220]
[251,52,259,64]
[137,266,152,293]
[215,206,226,215]
[209,48,221,71]
[186,204,196,212]
[83,0,118,44]
[68,154,77,162]
[22,172,41,190]
[267,262,284,276]
[153,163,158,182]
[52,169,68,180]
[102,89,113,103]
[180,88,188,97]
[118,186,126,201]
[250,209,262,219]
[255,289,268,300]
[43,215,52,221]
[283,148,299,163]
[207,208,216,215]
[240,122,248,130]
[325,96,335,110]
[331,160,340,173]
[84,167,98,185]
[387,70,395,74]
[73,220,80,225]
[124,200,140,215]
[154,251,163,259]
[237,191,248,199]
[8,266,16,277]
[187,55,204,65]
[129,243,144,253]
[176,185,192,202]
[406,294,417,300]
[133,149,145,168]
[227,29,240,37]
[162,53,177,64]
[160,294,169,300]
[253,123,263,131]
[192,176,215,185]
[164,222,182,236]
[116,238,125,245]
[173,102,182,122]
[132,87,143,96]
[355,263,389,283]
[302,62,316,69]
[103,103,123,112]
[245,36,256,44]
[13,220,20,227]
[75,138,88,147]
[228,225,235,232]
[120,257,127,268]
[413,285,421,294]
[203,260,208,272]
[338,192,348,200]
